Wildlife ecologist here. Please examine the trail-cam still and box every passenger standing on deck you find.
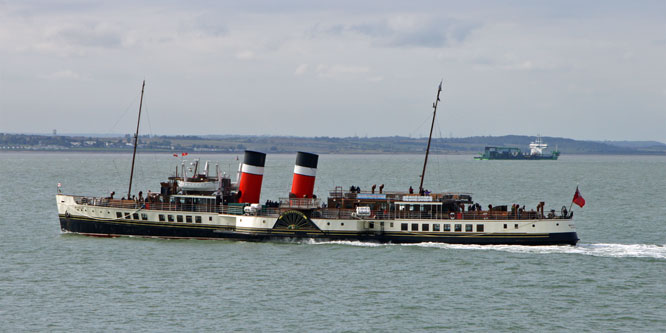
[409,186,414,194]
[379,184,384,194]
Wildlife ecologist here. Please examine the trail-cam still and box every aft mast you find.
[419,80,443,194]
[127,80,146,199]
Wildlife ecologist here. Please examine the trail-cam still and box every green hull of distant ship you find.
[475,147,560,160]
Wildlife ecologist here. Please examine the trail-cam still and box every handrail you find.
[67,195,570,220]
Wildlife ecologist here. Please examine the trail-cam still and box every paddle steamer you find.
[56,82,579,245]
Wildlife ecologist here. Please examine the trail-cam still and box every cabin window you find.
[125,212,130,218]
[369,222,374,229]
[168,215,174,222]
[133,213,139,220]
[514,224,519,229]
[116,212,122,218]
[390,222,394,228]
[209,216,213,221]
[476,224,484,232]
[422,224,429,231]
[444,224,451,231]
[177,215,183,222]
[503,224,507,229]
[411,223,419,231]
[401,223,408,231]
[141,213,148,221]
[465,224,473,232]
[455,224,462,232]
[186,216,192,223]
[433,224,440,231]
[195,216,202,223]
[159,214,165,222]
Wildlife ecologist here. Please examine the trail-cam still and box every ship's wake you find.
[307,240,666,259]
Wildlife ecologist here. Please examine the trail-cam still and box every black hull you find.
[59,215,579,246]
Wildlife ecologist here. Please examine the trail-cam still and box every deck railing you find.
[70,196,569,220]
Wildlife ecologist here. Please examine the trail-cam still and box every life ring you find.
[449,212,455,220]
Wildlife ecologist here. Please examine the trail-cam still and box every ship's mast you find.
[127,80,145,199]
[419,80,443,194]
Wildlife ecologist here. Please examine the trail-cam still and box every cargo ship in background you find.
[56,81,579,245]
[474,136,560,160]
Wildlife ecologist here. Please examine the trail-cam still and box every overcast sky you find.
[1,0,665,142]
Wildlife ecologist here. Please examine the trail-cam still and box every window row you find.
[116,212,149,221]
[114,211,204,224]
[400,223,485,232]
[158,214,203,223]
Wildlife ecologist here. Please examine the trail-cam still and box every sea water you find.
[0,153,664,332]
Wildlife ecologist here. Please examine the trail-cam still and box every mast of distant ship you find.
[127,80,145,200]
[419,80,443,194]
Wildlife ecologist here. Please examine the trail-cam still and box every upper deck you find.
[61,189,571,221]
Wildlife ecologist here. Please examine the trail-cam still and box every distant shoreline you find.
[2,133,665,155]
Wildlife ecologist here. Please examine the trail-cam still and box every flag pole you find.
[569,184,578,212]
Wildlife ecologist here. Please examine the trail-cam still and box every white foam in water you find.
[403,243,666,259]
[305,239,384,247]
[308,240,666,259]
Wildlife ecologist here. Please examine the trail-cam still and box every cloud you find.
[294,64,309,75]
[235,50,255,60]
[316,64,370,78]
[43,70,84,80]
[183,12,228,37]
[52,22,124,49]
[319,15,478,48]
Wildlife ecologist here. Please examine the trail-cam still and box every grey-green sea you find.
[1,152,664,332]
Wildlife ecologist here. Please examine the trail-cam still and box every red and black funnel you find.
[290,151,318,198]
[238,150,266,203]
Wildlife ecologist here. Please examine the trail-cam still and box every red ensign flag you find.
[573,186,586,207]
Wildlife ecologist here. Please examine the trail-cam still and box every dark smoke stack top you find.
[290,151,319,198]
[238,150,266,203]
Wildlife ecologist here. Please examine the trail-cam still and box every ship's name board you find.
[401,196,433,202]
